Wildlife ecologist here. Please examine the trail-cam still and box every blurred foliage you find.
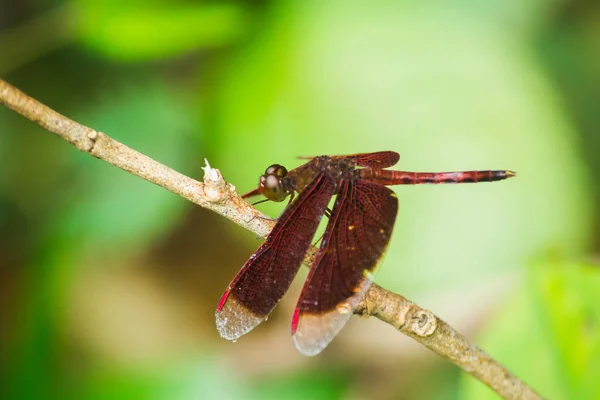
[81,358,248,400]
[462,260,600,400]
[75,0,247,61]
[1,0,599,399]
[250,369,349,400]
[56,80,194,251]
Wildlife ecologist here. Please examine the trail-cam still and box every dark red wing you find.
[334,151,400,168]
[216,173,336,341]
[292,179,398,355]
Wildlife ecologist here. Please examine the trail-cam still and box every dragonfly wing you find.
[299,152,399,168]
[216,173,336,341]
[292,179,398,355]
[333,151,400,168]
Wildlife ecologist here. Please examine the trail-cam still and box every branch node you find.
[410,309,437,336]
[81,129,101,154]
[360,294,372,318]
[201,158,227,202]
[87,130,99,141]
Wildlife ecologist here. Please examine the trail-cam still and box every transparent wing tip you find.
[216,294,265,341]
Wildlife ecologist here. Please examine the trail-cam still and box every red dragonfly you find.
[216,151,514,355]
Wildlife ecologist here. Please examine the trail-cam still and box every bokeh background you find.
[1,1,599,399]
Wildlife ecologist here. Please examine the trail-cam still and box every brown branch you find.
[357,287,541,399]
[0,78,543,400]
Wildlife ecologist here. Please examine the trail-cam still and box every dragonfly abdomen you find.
[360,169,516,185]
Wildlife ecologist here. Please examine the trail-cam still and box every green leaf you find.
[533,261,600,399]
[461,261,600,400]
[74,0,246,61]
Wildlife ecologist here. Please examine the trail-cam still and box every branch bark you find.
[0,78,543,400]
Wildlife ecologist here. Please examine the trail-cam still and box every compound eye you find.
[264,164,288,177]
[260,172,289,202]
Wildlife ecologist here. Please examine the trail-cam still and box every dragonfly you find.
[215,151,515,356]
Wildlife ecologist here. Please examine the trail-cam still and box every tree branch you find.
[0,78,543,400]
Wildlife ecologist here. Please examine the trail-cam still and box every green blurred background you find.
[1,1,599,399]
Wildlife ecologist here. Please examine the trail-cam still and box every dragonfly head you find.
[260,164,291,202]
